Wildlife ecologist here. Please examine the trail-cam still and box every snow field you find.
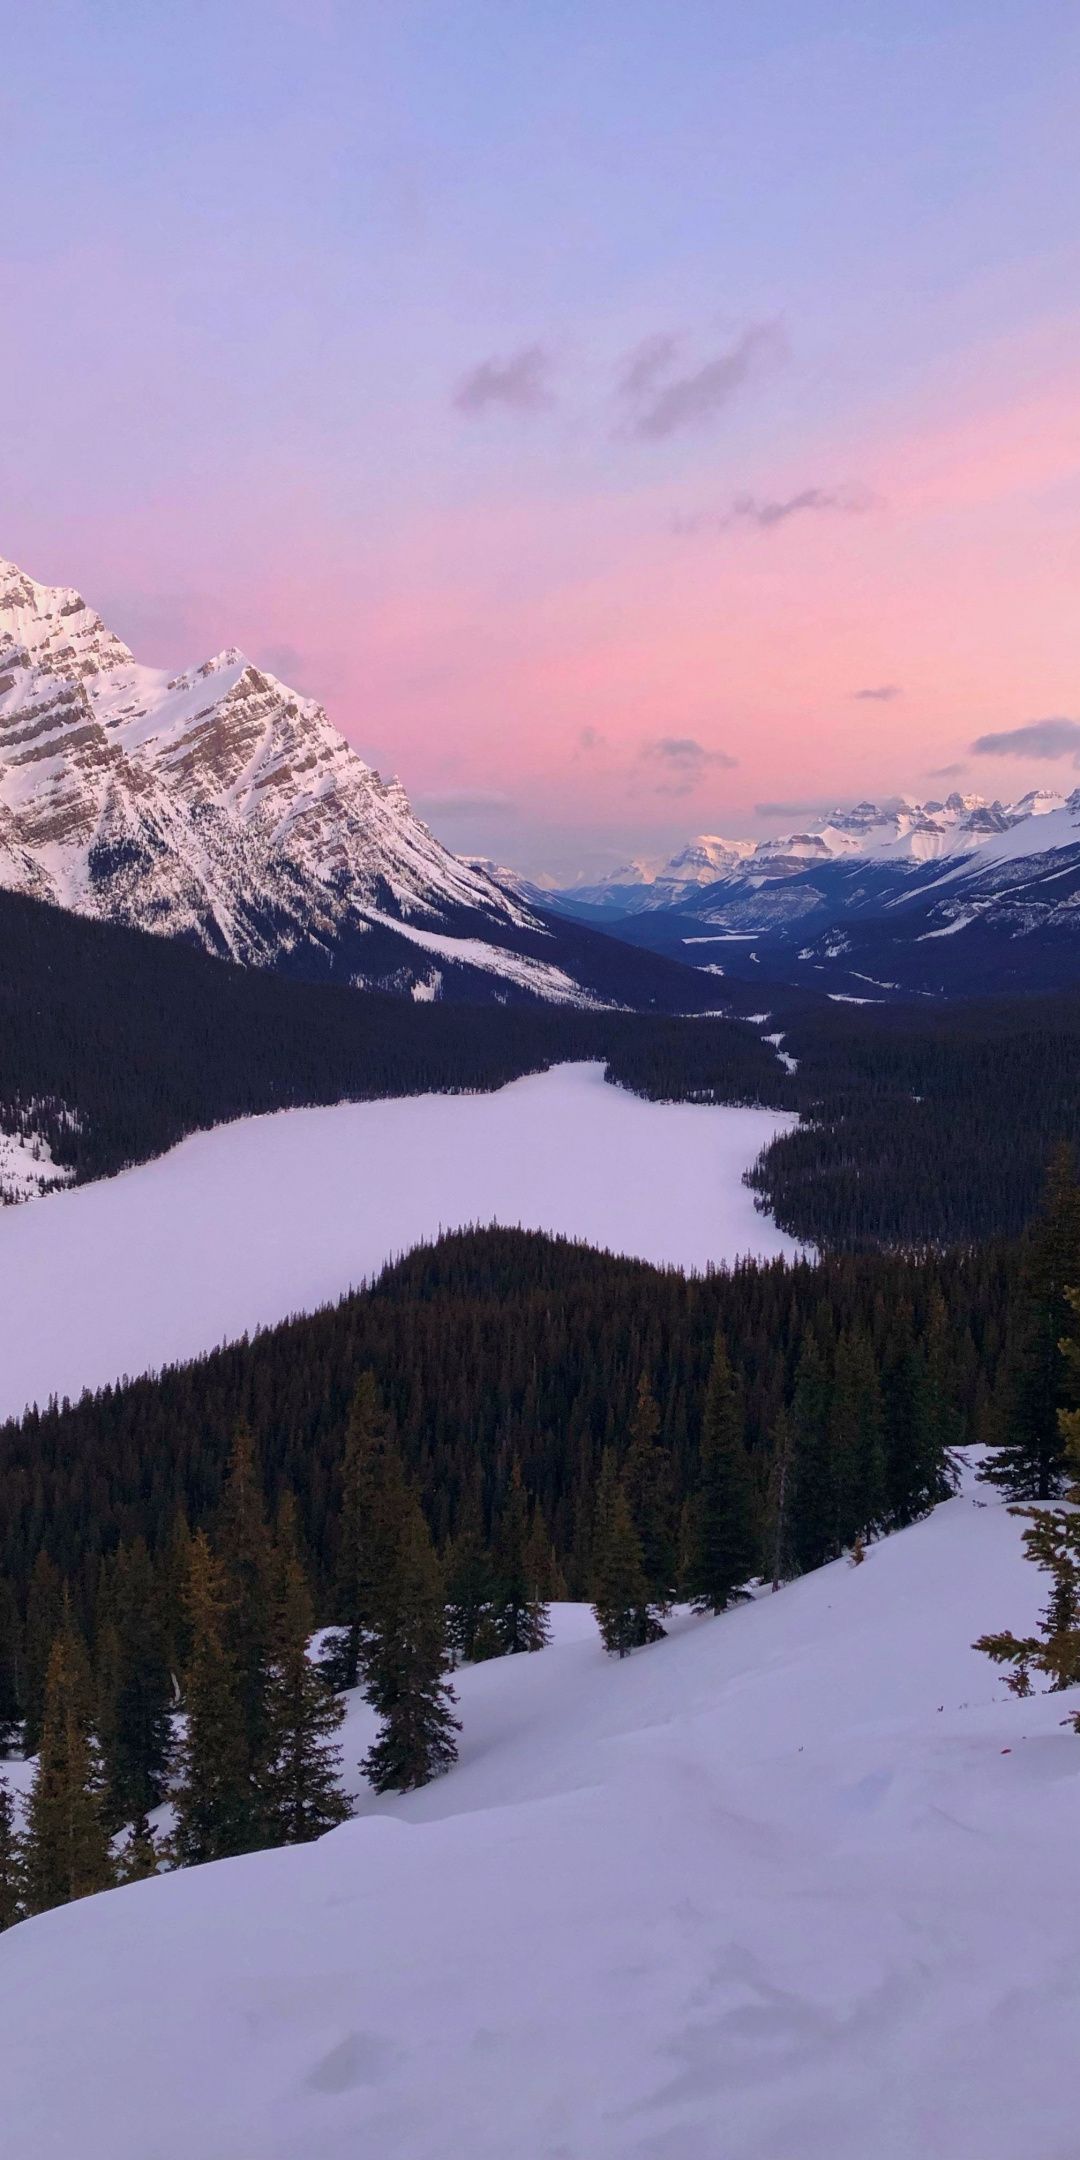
[0,1063,800,1424]
[3,1469,1079,2159]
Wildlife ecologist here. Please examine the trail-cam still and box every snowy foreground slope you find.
[0,1063,798,1424]
[5,1469,1079,2160]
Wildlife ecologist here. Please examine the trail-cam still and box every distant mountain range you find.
[544,787,1080,997]
[0,558,720,1015]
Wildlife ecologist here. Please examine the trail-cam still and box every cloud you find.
[452,345,554,416]
[927,762,968,780]
[619,322,785,441]
[641,736,737,796]
[853,683,902,702]
[578,725,607,752]
[674,485,874,536]
[755,799,836,819]
[971,716,1080,761]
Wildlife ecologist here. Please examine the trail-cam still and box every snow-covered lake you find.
[0,1063,800,1423]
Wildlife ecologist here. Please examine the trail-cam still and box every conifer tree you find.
[445,1495,499,1666]
[765,1404,795,1592]
[981,1146,1080,1498]
[688,1333,758,1612]
[0,1578,23,1755]
[828,1329,886,1551]
[217,1423,276,1795]
[116,1813,160,1884]
[976,1281,1080,1705]
[171,1532,254,1865]
[789,1331,834,1571]
[263,1497,351,1843]
[22,1551,64,1756]
[23,1625,113,1916]
[492,1462,550,1654]
[591,1449,650,1657]
[622,1372,677,1631]
[98,1538,173,1829]
[323,1374,403,1691]
[0,1772,25,1930]
[361,1497,460,1794]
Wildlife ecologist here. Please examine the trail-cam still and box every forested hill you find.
[0,886,782,1189]
[0,1223,1014,1728]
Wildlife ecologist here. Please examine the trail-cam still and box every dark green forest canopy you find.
[0,1226,1012,1630]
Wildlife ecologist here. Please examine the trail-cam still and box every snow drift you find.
[2,1466,1077,2159]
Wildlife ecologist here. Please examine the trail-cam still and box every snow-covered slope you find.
[4,1465,1078,2160]
[0,1064,800,1423]
[3,557,723,1008]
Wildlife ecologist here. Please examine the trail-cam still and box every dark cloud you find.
[452,344,554,416]
[853,684,902,702]
[927,762,968,780]
[641,736,738,796]
[674,485,874,536]
[971,717,1080,761]
[619,322,785,440]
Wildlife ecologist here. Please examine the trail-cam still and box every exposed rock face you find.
[0,556,531,970]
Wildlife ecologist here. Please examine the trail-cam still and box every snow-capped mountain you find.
[557,791,1070,916]
[0,558,718,1011]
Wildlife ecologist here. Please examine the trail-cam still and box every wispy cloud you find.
[577,725,607,752]
[971,716,1080,761]
[452,344,554,416]
[927,763,968,780]
[641,736,737,796]
[674,485,874,536]
[853,683,902,702]
[618,322,785,441]
[755,798,835,819]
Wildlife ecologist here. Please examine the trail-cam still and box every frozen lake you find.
[0,1062,801,1422]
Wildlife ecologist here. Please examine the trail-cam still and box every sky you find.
[2,1,1079,879]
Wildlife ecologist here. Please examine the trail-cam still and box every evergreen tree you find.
[217,1423,276,1794]
[688,1334,757,1612]
[828,1329,886,1551]
[444,1491,499,1666]
[622,1372,677,1629]
[0,1578,23,1755]
[789,1331,834,1571]
[171,1532,255,1865]
[263,1498,351,1843]
[765,1404,795,1592]
[116,1813,160,1884]
[0,1772,25,1930]
[23,1625,113,1916]
[981,1146,1080,1498]
[492,1463,550,1654]
[361,1498,460,1794]
[22,1551,64,1756]
[323,1374,402,1690]
[99,1538,173,1829]
[591,1450,650,1657]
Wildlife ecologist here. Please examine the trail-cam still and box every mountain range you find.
[547,788,1080,997]
[0,558,719,1014]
